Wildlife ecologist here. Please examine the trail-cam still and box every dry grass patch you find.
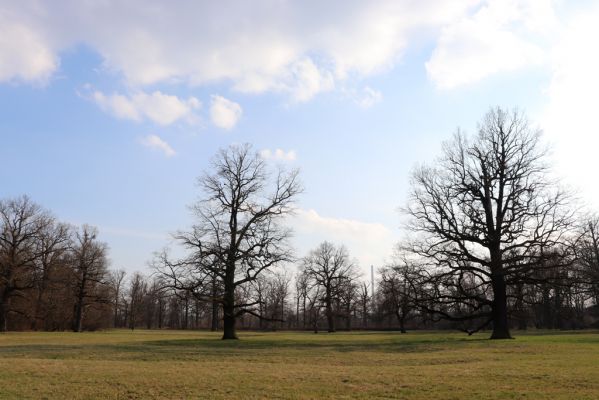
[1,330,599,399]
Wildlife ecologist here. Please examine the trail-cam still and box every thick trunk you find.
[73,300,83,332]
[490,273,511,339]
[399,318,406,334]
[222,303,237,339]
[222,272,237,339]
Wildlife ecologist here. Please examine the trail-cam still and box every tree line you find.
[3,107,599,339]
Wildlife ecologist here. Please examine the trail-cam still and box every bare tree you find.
[295,270,310,328]
[301,241,358,333]
[264,269,291,330]
[155,144,301,339]
[379,261,419,333]
[69,225,109,332]
[404,107,574,339]
[574,216,599,305]
[31,220,70,330]
[109,269,126,328]
[127,272,147,330]
[0,196,53,332]
[357,282,370,329]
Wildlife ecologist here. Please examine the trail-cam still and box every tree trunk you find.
[222,273,237,339]
[222,303,237,339]
[73,300,83,332]
[490,273,511,339]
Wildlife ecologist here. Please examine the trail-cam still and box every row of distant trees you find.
[3,107,599,338]
[1,193,598,335]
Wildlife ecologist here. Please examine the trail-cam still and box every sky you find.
[1,0,599,277]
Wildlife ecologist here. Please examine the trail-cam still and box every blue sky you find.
[1,0,598,275]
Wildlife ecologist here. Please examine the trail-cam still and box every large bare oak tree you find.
[156,144,301,339]
[404,107,573,339]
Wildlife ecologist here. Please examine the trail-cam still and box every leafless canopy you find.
[301,241,359,332]
[154,143,301,339]
[404,107,575,338]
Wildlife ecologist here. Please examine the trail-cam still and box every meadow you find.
[1,329,599,399]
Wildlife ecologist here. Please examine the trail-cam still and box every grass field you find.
[1,329,599,399]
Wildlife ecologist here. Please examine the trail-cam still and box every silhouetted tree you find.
[155,144,301,339]
[301,242,358,332]
[404,107,574,339]
[69,225,109,332]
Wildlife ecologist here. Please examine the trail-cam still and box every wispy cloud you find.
[345,86,383,108]
[260,148,297,162]
[140,134,176,157]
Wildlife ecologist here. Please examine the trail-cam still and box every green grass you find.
[1,329,599,399]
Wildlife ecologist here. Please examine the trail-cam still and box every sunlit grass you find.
[1,329,599,399]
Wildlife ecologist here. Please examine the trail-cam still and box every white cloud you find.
[210,95,242,130]
[0,1,477,99]
[140,134,176,157]
[540,4,599,209]
[290,209,397,271]
[0,12,58,83]
[260,148,297,162]
[426,0,550,89]
[91,90,200,126]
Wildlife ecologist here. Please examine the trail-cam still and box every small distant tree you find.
[127,272,146,330]
[301,242,359,333]
[109,269,126,328]
[357,282,370,329]
[379,261,419,333]
[69,225,109,332]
